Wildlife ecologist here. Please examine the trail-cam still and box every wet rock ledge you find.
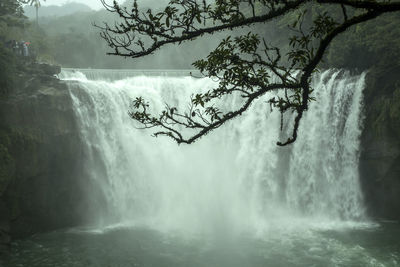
[0,63,90,255]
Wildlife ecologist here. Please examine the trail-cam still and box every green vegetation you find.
[0,45,16,95]
[28,9,213,69]
[3,1,398,72]
[326,12,400,69]
[25,0,46,25]
[0,0,36,200]
[0,0,25,95]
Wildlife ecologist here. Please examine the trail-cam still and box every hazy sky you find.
[40,0,108,10]
[38,0,168,10]
[36,0,170,10]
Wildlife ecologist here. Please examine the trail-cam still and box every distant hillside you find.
[23,2,92,19]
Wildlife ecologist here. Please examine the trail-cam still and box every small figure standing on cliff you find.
[11,40,18,54]
[22,41,29,57]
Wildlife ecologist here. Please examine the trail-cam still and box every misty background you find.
[21,0,207,69]
[15,0,400,70]
[18,0,305,69]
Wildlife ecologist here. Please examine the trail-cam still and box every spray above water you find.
[61,69,367,236]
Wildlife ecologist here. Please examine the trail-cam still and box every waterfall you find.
[61,69,367,235]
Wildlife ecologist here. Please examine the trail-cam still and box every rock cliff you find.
[0,64,93,254]
[360,63,400,220]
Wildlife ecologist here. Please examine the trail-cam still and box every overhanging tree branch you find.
[99,0,400,145]
[97,0,309,58]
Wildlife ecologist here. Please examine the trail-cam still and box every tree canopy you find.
[99,0,400,146]
[0,0,27,29]
[26,0,46,25]
[0,0,29,95]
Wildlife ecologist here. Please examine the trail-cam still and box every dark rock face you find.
[0,66,97,244]
[360,64,400,220]
[0,200,10,255]
[33,63,62,76]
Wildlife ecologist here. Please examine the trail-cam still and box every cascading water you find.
[60,69,367,236]
[9,69,400,267]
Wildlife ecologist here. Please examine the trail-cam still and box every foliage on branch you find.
[98,0,400,145]
[0,0,28,28]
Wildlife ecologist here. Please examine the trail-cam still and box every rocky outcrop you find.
[0,64,96,252]
[360,63,400,220]
[0,200,10,254]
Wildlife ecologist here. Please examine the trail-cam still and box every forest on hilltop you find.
[1,1,399,71]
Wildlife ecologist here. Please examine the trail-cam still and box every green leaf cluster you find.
[326,12,400,69]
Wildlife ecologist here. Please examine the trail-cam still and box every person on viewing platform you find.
[22,41,29,57]
[12,40,18,54]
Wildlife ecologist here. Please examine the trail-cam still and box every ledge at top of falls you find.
[60,68,202,81]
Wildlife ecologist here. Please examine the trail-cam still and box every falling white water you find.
[61,69,367,236]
